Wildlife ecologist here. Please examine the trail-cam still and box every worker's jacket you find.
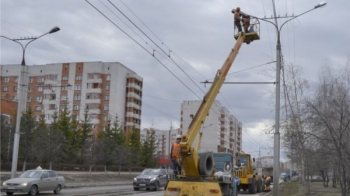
[171,142,180,158]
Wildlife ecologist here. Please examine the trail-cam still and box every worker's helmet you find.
[176,135,182,140]
[236,7,240,11]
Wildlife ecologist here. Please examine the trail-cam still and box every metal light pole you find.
[1,26,60,178]
[251,2,326,195]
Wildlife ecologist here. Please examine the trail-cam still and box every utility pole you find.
[1,26,60,178]
[248,2,327,195]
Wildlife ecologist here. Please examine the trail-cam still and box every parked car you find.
[1,167,65,196]
[133,168,168,191]
[311,175,323,182]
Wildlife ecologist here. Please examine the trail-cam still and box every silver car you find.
[133,168,168,191]
[1,168,65,196]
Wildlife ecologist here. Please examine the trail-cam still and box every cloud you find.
[1,0,349,158]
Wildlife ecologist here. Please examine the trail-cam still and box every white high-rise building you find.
[0,62,143,135]
[180,100,242,154]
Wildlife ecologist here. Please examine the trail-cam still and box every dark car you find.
[133,168,168,191]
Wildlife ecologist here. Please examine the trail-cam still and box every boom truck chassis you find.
[164,16,260,196]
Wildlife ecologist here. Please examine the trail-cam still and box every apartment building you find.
[0,62,142,134]
[180,100,242,154]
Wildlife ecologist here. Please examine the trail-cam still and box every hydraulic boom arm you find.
[179,33,247,177]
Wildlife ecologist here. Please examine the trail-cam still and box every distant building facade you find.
[140,127,181,158]
[180,100,242,154]
[0,62,143,135]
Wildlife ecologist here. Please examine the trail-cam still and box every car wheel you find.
[153,181,159,191]
[133,187,139,191]
[146,188,150,190]
[6,192,14,196]
[54,184,62,194]
[28,185,38,196]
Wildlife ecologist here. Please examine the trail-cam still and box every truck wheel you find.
[198,152,214,176]
[248,179,257,194]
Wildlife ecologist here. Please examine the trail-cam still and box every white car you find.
[1,168,65,196]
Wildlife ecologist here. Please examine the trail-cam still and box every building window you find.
[14,77,18,82]
[104,95,109,100]
[104,104,109,110]
[106,74,110,80]
[12,96,17,101]
[3,77,9,82]
[73,105,80,110]
[28,86,32,92]
[45,94,56,100]
[75,75,82,80]
[90,114,96,119]
[105,85,110,91]
[2,86,8,92]
[35,115,40,121]
[37,86,43,92]
[75,84,82,90]
[36,96,43,102]
[27,96,31,102]
[60,95,67,100]
[62,75,68,80]
[29,77,33,83]
[37,77,44,83]
[46,114,52,120]
[46,74,57,80]
[61,85,68,91]
[35,106,42,111]
[13,86,17,92]
[60,105,66,110]
[45,84,52,90]
[74,94,81,100]
[86,93,99,99]
[49,104,56,110]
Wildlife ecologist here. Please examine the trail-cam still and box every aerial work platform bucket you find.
[233,17,260,44]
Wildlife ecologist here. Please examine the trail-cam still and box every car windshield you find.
[19,170,42,178]
[141,169,160,175]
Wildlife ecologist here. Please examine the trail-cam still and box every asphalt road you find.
[1,185,272,196]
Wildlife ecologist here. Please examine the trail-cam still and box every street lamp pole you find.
[1,26,60,178]
[251,2,326,195]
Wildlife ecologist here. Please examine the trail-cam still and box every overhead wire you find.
[85,0,202,100]
[107,0,206,94]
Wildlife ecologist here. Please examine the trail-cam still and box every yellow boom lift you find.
[164,15,260,196]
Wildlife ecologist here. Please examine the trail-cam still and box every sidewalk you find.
[267,181,342,196]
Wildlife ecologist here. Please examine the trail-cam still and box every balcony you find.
[87,78,102,83]
[126,102,141,110]
[86,88,102,94]
[126,112,141,119]
[127,83,142,91]
[85,99,101,104]
[88,109,101,114]
[91,119,100,124]
[44,79,58,85]
[127,92,141,100]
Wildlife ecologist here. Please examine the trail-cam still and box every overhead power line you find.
[86,0,202,100]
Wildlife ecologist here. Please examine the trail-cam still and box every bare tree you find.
[306,64,350,196]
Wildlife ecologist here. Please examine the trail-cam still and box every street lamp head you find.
[315,2,327,9]
[49,26,60,34]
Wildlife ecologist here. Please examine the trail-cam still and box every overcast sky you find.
[1,0,349,159]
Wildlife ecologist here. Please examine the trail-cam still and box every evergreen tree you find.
[55,107,79,162]
[0,114,13,162]
[78,108,93,163]
[18,107,36,171]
